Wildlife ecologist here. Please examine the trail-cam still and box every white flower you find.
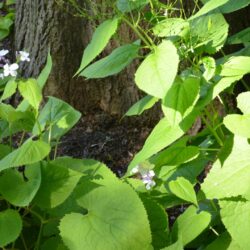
[131,165,140,174]
[131,165,156,190]
[18,51,30,62]
[142,178,156,190]
[3,63,19,77]
[0,73,4,79]
[0,50,9,57]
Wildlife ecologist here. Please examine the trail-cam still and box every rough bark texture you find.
[15,0,141,116]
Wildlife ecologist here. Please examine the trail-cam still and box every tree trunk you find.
[15,0,141,116]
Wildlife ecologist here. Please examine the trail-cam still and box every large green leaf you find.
[162,76,200,126]
[220,200,250,250]
[172,205,211,246]
[162,240,183,250]
[220,56,250,76]
[224,114,250,138]
[190,0,228,20]
[51,157,118,183]
[80,43,140,78]
[135,40,179,98]
[76,18,119,75]
[0,209,22,247]
[125,95,158,116]
[0,164,41,206]
[169,177,198,206]
[33,97,81,140]
[202,136,250,199]
[189,13,229,54]
[0,139,50,172]
[237,91,250,114]
[153,18,189,39]
[34,162,83,208]
[59,181,152,250]
[18,79,42,111]
[141,196,169,249]
[228,27,250,45]
[117,0,149,12]
[127,117,185,173]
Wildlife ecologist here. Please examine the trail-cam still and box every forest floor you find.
[56,112,156,177]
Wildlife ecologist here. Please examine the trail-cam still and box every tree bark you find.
[15,0,141,116]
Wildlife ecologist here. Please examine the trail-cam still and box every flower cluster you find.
[131,165,156,190]
[0,49,30,79]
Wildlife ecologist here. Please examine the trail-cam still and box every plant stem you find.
[35,223,43,250]
[201,114,223,147]
[121,16,153,48]
[21,233,28,250]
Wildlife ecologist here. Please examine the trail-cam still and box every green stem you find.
[21,233,28,250]
[201,114,223,147]
[35,223,43,250]
[121,16,153,48]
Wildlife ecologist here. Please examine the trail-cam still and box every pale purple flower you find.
[18,51,30,62]
[3,63,19,77]
[131,165,156,190]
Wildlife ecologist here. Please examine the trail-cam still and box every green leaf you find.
[41,237,68,250]
[37,51,53,89]
[80,43,140,79]
[219,0,250,13]
[224,114,250,138]
[76,18,119,75]
[220,200,250,250]
[0,209,22,248]
[153,18,189,39]
[204,232,241,250]
[169,177,198,206]
[237,91,250,114]
[127,117,185,173]
[228,27,250,45]
[150,146,199,167]
[17,52,52,112]
[161,240,183,250]
[189,13,229,54]
[202,57,216,81]
[33,97,81,140]
[0,164,41,206]
[0,80,17,101]
[59,182,152,250]
[141,196,169,249]
[220,56,250,76]
[172,205,211,246]
[125,95,158,116]
[0,144,11,159]
[212,75,242,99]
[34,162,83,208]
[117,0,149,12]
[162,76,200,126]
[158,155,208,184]
[51,157,118,183]
[0,139,50,172]
[18,79,42,111]
[0,16,13,40]
[135,40,179,98]
[202,136,250,199]
[190,0,228,20]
